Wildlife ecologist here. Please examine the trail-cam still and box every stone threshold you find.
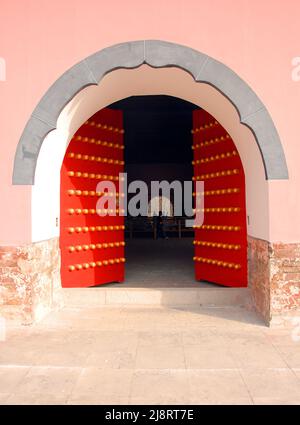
[63,287,251,308]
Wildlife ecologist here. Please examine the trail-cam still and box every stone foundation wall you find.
[1,236,299,326]
[247,236,271,323]
[0,238,62,324]
[248,236,300,324]
[270,243,300,316]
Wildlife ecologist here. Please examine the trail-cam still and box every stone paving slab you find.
[1,305,300,405]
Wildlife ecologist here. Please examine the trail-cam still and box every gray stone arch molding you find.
[12,40,288,184]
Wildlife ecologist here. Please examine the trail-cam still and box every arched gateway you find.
[10,40,290,323]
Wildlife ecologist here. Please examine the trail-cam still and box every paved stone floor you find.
[1,304,300,405]
[111,238,217,288]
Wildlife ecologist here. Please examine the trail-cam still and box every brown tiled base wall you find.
[248,236,300,324]
[270,242,300,317]
[0,238,62,324]
[1,236,299,325]
[247,236,271,322]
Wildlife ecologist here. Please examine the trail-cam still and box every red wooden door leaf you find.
[192,109,247,287]
[60,108,125,288]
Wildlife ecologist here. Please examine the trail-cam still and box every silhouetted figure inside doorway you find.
[156,211,168,239]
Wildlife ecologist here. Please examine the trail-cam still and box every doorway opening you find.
[60,95,248,289]
[111,95,196,288]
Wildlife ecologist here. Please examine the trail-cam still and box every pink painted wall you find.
[0,0,300,245]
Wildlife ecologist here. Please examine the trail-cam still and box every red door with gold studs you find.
[60,108,125,288]
[192,110,247,287]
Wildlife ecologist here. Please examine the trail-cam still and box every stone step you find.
[63,287,251,308]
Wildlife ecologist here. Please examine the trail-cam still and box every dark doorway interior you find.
[109,95,200,286]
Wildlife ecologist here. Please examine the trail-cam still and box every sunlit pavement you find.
[1,304,300,405]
